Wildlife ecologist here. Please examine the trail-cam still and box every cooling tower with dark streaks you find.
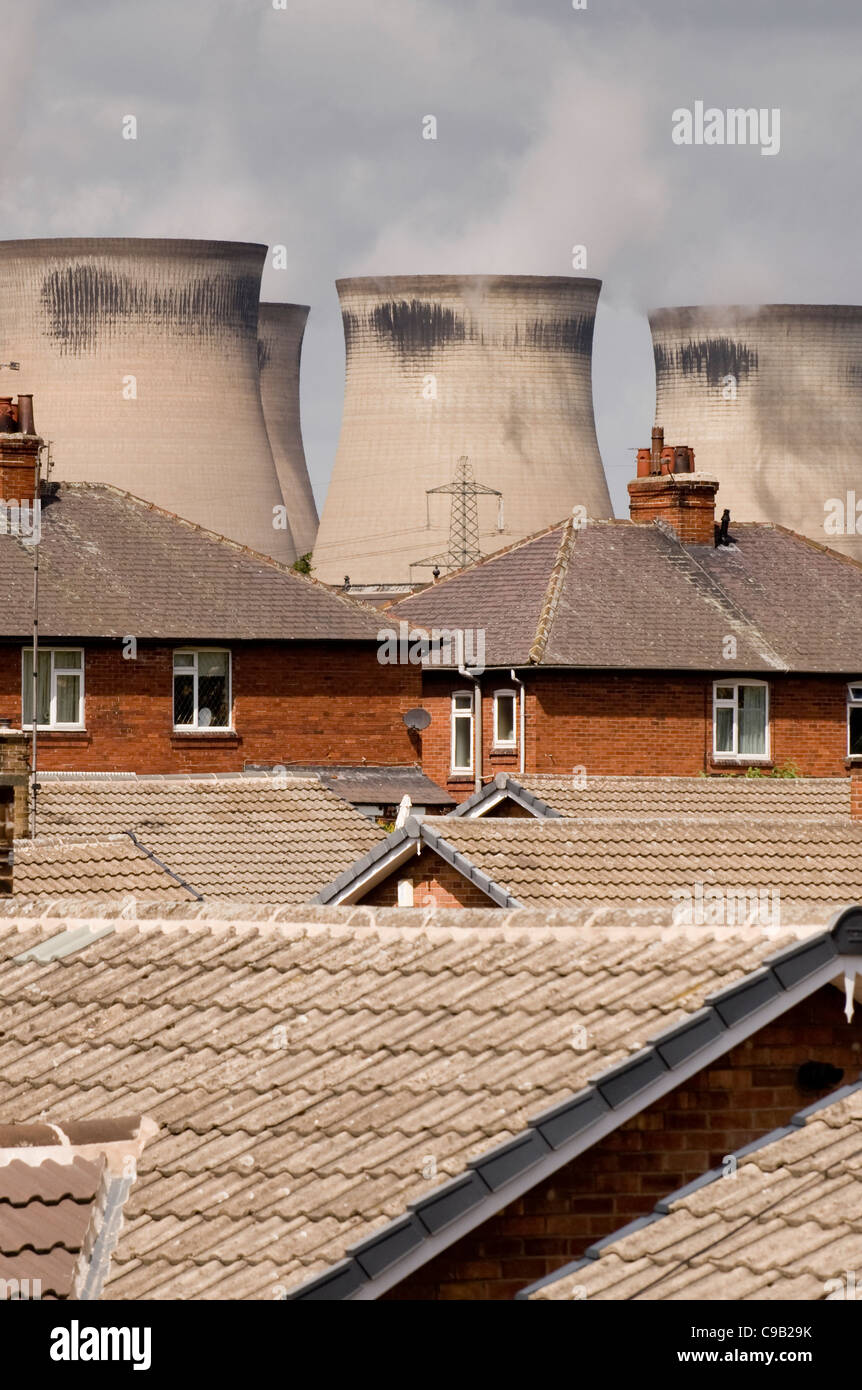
[257,302,318,557]
[313,275,612,583]
[650,304,862,560]
[0,238,295,562]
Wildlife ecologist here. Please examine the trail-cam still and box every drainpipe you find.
[510,669,525,776]
[459,665,482,794]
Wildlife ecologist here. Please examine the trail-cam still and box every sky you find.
[2,0,860,515]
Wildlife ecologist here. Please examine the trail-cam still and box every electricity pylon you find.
[411,457,503,576]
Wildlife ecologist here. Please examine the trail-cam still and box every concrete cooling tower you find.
[313,275,612,583]
[650,305,862,560]
[0,238,295,562]
[258,302,318,557]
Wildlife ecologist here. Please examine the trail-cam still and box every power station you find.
[258,302,319,558]
[313,274,613,583]
[650,304,862,560]
[0,238,295,562]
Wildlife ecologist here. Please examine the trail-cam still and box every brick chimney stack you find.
[629,424,719,545]
[0,395,41,504]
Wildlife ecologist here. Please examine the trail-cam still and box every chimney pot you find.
[650,425,664,474]
[17,395,35,435]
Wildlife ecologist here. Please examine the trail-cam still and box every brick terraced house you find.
[0,476,423,774]
[390,465,862,799]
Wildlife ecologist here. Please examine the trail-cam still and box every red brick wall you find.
[0,640,420,772]
[385,986,861,1299]
[628,476,719,545]
[420,671,852,799]
[361,849,493,908]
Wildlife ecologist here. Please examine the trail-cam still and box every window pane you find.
[53,649,81,670]
[851,708,862,756]
[496,695,515,743]
[174,672,195,726]
[197,651,228,679]
[198,672,229,727]
[454,694,472,711]
[715,687,734,702]
[715,705,734,753]
[454,715,472,769]
[174,652,194,669]
[738,685,767,755]
[55,673,80,724]
[22,650,51,726]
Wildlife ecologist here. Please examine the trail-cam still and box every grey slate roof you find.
[0,483,383,640]
[278,764,454,808]
[392,515,862,672]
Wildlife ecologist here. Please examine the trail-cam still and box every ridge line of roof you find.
[529,516,578,664]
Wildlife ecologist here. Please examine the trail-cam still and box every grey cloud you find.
[0,0,859,519]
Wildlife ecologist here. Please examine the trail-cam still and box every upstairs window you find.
[173,650,231,730]
[849,682,862,756]
[22,648,84,729]
[713,680,769,758]
[451,691,474,773]
[493,690,517,749]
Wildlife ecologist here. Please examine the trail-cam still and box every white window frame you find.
[451,690,474,774]
[493,688,518,750]
[173,648,233,732]
[21,647,85,730]
[712,679,770,760]
[848,681,862,758]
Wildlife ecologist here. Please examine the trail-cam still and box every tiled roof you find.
[316,813,862,922]
[418,816,862,918]
[0,483,383,640]
[391,515,862,671]
[280,765,454,808]
[0,909,838,1299]
[526,1081,862,1301]
[31,776,382,904]
[477,774,852,821]
[0,1115,155,1299]
[12,836,197,902]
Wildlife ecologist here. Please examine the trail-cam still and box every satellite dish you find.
[403,707,431,731]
